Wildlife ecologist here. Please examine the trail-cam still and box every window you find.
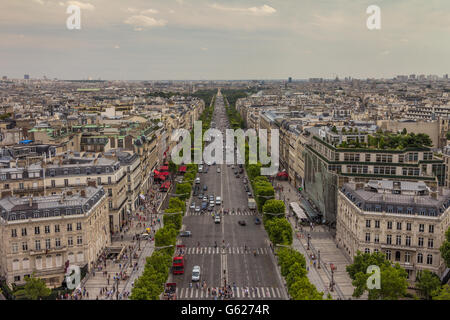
[35,226,40,235]
[397,222,402,230]
[418,237,424,247]
[67,223,72,231]
[108,177,112,184]
[396,235,402,246]
[365,233,371,242]
[366,220,371,228]
[417,253,423,264]
[429,225,434,233]
[375,220,380,228]
[12,243,18,253]
[405,252,411,263]
[108,188,112,196]
[109,201,113,209]
[19,182,24,189]
[387,221,392,230]
[374,234,379,243]
[386,235,392,245]
[76,222,82,231]
[55,238,61,248]
[419,224,424,232]
[385,250,391,260]
[68,237,73,246]
[35,240,41,251]
[54,225,60,233]
[21,228,27,236]
[406,223,411,231]
[45,239,51,249]
[77,236,83,245]
[405,236,411,247]
[365,154,371,162]
[51,180,56,188]
[44,225,50,234]
[97,177,101,185]
[22,242,28,251]
[11,229,17,238]
[427,254,433,265]
[395,251,401,261]
[64,179,69,187]
[428,238,434,248]
[365,248,370,254]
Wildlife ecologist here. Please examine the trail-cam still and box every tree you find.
[262,199,285,220]
[433,284,450,300]
[265,218,292,246]
[168,160,178,175]
[346,251,408,300]
[289,276,323,300]
[402,128,407,135]
[416,270,441,300]
[168,197,185,213]
[440,227,450,268]
[155,226,178,247]
[14,274,51,300]
[331,126,338,133]
[175,183,191,201]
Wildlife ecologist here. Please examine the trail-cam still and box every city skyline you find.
[1,0,449,80]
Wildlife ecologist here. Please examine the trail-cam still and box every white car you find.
[215,215,221,224]
[198,166,203,173]
[195,206,201,212]
[195,177,200,184]
[192,266,201,282]
[215,197,221,205]
[190,203,196,209]
[217,167,221,173]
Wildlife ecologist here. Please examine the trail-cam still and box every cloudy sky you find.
[0,0,449,80]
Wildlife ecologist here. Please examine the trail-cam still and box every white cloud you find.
[141,9,159,15]
[209,4,276,16]
[32,0,45,5]
[66,1,95,11]
[124,15,167,30]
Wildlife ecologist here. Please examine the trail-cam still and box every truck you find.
[248,198,256,210]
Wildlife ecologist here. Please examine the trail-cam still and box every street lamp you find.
[307,233,311,250]
[318,250,321,269]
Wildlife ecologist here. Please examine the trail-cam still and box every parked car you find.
[195,206,201,212]
[190,202,196,209]
[198,193,203,199]
[254,217,261,225]
[203,196,208,202]
[180,231,192,237]
[238,220,246,226]
[203,185,208,191]
[195,177,200,184]
[198,166,203,173]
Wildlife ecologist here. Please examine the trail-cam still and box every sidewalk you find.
[276,180,357,300]
[81,188,169,300]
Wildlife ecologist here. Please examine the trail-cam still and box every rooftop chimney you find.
[80,190,86,197]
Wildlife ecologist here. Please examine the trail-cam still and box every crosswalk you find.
[187,211,255,216]
[176,286,283,299]
[182,247,271,255]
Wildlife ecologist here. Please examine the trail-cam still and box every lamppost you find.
[307,233,311,250]
[318,250,321,269]
[330,263,336,292]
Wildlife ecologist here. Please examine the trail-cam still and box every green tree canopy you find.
[433,284,450,300]
[440,227,450,268]
[14,274,51,300]
[416,270,442,300]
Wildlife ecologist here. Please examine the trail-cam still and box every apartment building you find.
[0,187,109,287]
[337,180,450,283]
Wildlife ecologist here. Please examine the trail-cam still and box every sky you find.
[0,0,449,80]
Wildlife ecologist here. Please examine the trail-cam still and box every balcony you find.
[29,246,68,256]
[13,186,44,194]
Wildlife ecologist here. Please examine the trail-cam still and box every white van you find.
[192,266,200,282]
[215,197,221,205]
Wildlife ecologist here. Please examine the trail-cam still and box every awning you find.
[178,166,187,173]
[159,172,169,176]
[277,172,288,177]
[160,166,169,171]
[153,170,161,175]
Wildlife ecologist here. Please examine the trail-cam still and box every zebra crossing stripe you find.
[180,288,184,298]
[190,288,194,298]
[271,287,276,297]
[276,288,281,298]
[195,289,199,298]
[256,287,260,298]
[261,288,266,298]
[236,288,240,298]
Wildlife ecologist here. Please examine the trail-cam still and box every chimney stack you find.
[29,198,33,208]
[81,190,86,197]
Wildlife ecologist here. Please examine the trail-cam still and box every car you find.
[195,206,201,212]
[198,193,203,199]
[238,220,246,226]
[192,266,201,282]
[195,177,200,184]
[243,178,248,184]
[208,206,214,212]
[141,233,150,239]
[190,203,196,209]
[201,202,207,210]
[234,170,238,175]
[204,167,209,173]
[209,202,215,208]
[203,196,208,202]
[203,185,208,191]
[198,166,203,173]
[209,195,214,201]
[214,216,221,224]
[217,167,221,173]
[254,217,261,225]
[247,191,252,197]
[215,196,221,205]
[180,231,192,237]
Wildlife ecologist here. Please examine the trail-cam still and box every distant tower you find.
[288,77,292,83]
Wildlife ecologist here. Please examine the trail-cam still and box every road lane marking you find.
[261,287,266,298]
[190,288,194,298]
[180,288,184,298]
[271,287,276,297]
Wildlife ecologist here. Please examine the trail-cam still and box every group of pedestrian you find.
[210,286,233,300]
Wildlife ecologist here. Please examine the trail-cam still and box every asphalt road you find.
[170,90,288,300]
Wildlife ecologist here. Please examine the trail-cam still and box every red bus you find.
[172,245,185,275]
